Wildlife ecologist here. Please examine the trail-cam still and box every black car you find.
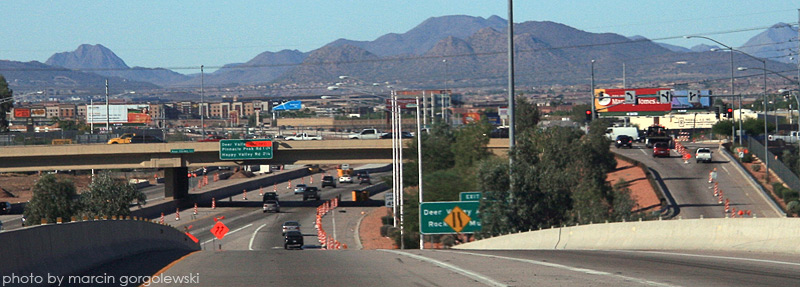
[615,135,633,148]
[380,131,413,139]
[321,175,336,188]
[0,202,10,214]
[129,135,165,143]
[284,230,304,249]
[490,127,509,138]
[359,174,372,185]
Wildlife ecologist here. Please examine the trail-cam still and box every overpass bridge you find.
[0,139,510,198]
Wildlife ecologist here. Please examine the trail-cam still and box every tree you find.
[0,75,12,133]
[711,120,735,138]
[514,96,540,133]
[80,172,146,217]
[23,174,80,225]
[742,118,774,136]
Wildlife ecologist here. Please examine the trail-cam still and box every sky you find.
[1,1,798,74]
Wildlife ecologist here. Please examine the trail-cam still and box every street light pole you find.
[685,35,741,145]
[738,64,773,183]
[415,96,423,250]
[201,65,205,137]
[591,60,596,120]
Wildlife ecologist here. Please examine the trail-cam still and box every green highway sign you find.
[170,149,195,154]
[459,192,482,201]
[219,139,273,160]
[420,201,481,234]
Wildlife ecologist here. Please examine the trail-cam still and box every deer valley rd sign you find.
[219,139,273,160]
[420,201,481,234]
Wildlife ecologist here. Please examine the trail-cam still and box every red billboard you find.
[14,108,30,118]
[594,88,671,113]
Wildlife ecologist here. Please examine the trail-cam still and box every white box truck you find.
[605,126,639,142]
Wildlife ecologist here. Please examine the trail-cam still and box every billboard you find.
[30,108,47,118]
[272,100,302,111]
[595,88,672,114]
[86,104,152,124]
[13,108,30,118]
[461,112,481,124]
[671,90,712,110]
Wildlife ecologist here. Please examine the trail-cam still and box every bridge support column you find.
[164,167,189,199]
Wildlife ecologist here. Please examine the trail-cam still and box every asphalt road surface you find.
[612,142,782,219]
[144,249,800,286]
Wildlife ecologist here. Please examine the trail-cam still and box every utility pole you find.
[507,0,515,164]
[105,79,110,133]
[201,65,205,137]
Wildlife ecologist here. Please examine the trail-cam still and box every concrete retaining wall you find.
[0,219,198,277]
[455,218,800,254]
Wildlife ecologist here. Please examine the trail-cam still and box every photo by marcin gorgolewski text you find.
[2,272,200,286]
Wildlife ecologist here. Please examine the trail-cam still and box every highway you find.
[612,142,783,219]
[138,249,800,286]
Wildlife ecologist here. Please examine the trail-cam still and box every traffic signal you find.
[726,106,734,119]
[715,106,721,119]
[585,110,592,121]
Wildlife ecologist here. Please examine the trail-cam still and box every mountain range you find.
[2,15,797,95]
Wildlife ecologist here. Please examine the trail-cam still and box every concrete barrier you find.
[455,218,800,254]
[0,219,198,278]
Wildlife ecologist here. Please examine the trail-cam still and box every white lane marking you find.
[721,165,730,175]
[440,250,678,287]
[380,250,507,287]
[613,250,800,267]
[248,223,268,251]
[640,148,650,157]
[200,223,253,245]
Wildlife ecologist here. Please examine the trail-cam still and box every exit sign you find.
[219,139,273,160]
[459,192,482,201]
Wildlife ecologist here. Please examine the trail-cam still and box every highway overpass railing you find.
[455,217,800,254]
[0,218,199,278]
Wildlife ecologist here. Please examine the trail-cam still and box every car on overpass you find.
[107,133,165,144]
[198,135,226,142]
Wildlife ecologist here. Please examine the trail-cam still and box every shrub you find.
[741,152,754,163]
[787,201,800,216]
[773,183,785,199]
[751,164,761,171]
[381,215,394,225]
[783,189,799,202]
[379,225,392,237]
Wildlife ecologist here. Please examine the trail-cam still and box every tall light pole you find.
[507,0,515,164]
[415,96,423,250]
[200,65,205,137]
[591,60,596,120]
[685,35,740,145]
[105,79,110,133]
[737,60,769,182]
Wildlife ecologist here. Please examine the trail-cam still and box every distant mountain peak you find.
[46,44,129,70]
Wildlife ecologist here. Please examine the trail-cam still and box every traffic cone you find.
[259,186,263,196]
[204,175,208,185]
[713,183,719,197]
[273,183,277,192]
[708,170,713,183]
[159,213,165,224]
[310,176,313,184]
[243,189,248,200]
[724,199,730,213]
[287,179,292,189]
[193,203,198,215]
[212,198,216,209]
[175,208,181,221]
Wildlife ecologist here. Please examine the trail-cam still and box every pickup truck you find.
[349,129,387,139]
[302,186,320,201]
[769,131,800,143]
[695,148,712,163]
[284,133,322,141]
